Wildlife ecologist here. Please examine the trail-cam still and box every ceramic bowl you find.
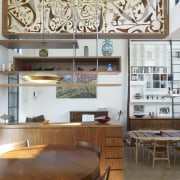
[95,116,111,123]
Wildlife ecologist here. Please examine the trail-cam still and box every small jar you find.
[1,61,6,71]
[107,64,112,71]
[84,46,89,56]
[7,61,12,71]
[147,81,150,88]
[102,39,113,56]
[39,48,48,57]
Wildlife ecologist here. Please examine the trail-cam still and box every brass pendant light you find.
[22,72,64,83]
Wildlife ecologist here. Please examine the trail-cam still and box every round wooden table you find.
[0,144,100,180]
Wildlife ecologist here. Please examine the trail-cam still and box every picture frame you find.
[157,106,171,117]
[56,75,97,98]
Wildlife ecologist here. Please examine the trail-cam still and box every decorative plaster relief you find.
[3,0,168,36]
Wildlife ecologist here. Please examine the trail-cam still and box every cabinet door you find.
[73,127,105,175]
[72,127,104,146]
[32,128,73,145]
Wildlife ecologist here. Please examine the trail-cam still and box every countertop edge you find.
[0,121,123,129]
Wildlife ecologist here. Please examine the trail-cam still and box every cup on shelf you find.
[1,62,6,71]
[84,46,89,57]
[7,61,12,71]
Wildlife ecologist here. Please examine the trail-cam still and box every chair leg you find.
[168,158,170,168]
[148,151,151,161]
[152,155,155,168]
[167,152,170,168]
[174,152,177,165]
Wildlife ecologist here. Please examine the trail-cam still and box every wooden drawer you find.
[105,147,123,158]
[105,137,123,146]
[105,159,123,169]
[105,128,123,137]
[109,170,123,180]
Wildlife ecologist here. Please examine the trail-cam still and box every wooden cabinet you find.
[104,128,123,180]
[0,122,123,180]
[129,118,180,130]
[72,125,123,180]
[70,111,108,122]
[13,56,121,75]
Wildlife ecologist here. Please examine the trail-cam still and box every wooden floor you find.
[124,146,180,180]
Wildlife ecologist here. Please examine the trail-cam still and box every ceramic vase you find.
[102,39,113,56]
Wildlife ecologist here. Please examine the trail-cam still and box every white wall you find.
[0,0,174,130]
[167,1,180,39]
[18,39,128,131]
[0,0,128,130]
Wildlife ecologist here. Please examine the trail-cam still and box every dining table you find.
[0,144,100,180]
[125,130,180,164]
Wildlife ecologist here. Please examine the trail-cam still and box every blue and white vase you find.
[102,39,113,56]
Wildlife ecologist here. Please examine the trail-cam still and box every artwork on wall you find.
[3,0,168,37]
[157,106,171,117]
[56,75,97,98]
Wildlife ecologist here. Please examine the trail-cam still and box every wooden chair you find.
[95,166,111,180]
[75,140,101,159]
[123,135,136,157]
[139,139,153,156]
[0,139,30,155]
[174,147,180,164]
[148,139,170,168]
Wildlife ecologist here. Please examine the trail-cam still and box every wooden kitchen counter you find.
[0,121,123,180]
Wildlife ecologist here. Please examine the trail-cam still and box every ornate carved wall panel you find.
[2,0,169,38]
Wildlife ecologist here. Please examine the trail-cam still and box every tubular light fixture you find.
[22,0,63,83]
[22,72,64,83]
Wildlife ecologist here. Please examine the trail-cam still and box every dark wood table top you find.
[0,144,100,180]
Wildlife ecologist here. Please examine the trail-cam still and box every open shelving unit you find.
[13,56,121,74]
[0,56,121,87]
[128,40,180,130]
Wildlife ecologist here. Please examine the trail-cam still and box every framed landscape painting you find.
[56,75,97,98]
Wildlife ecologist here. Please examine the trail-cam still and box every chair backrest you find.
[153,139,169,153]
[154,139,169,147]
[75,140,101,158]
[0,139,30,155]
[96,166,111,180]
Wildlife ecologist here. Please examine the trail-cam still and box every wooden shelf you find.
[0,56,121,87]
[0,83,121,87]
[0,39,79,49]
[12,56,121,74]
[0,70,120,76]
